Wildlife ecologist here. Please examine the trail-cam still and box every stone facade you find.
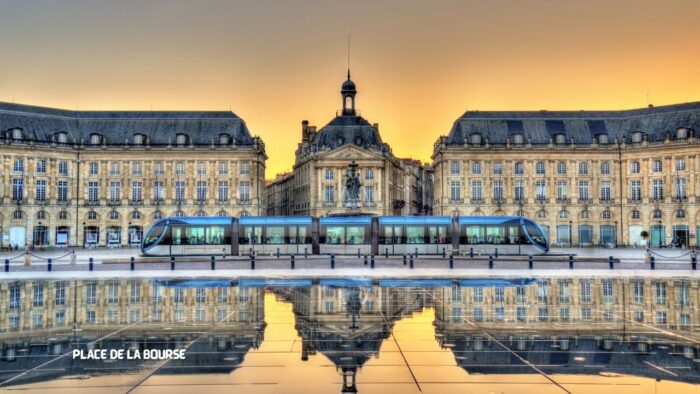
[0,103,266,248]
[432,102,700,247]
[265,72,430,217]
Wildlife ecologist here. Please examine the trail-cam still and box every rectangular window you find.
[109,182,121,202]
[12,179,24,201]
[325,168,334,180]
[558,281,570,302]
[493,180,503,200]
[630,180,641,201]
[652,179,664,201]
[86,283,97,304]
[560,307,569,321]
[602,279,614,303]
[36,159,46,173]
[365,186,374,203]
[556,181,567,200]
[88,181,99,202]
[196,181,207,201]
[471,180,482,201]
[579,181,589,201]
[535,162,545,175]
[132,162,142,176]
[219,161,228,175]
[655,282,667,304]
[218,181,229,202]
[197,162,206,175]
[89,162,98,176]
[239,181,250,202]
[33,283,44,307]
[517,307,526,321]
[365,169,374,180]
[153,181,164,202]
[59,161,68,175]
[633,281,644,303]
[154,161,164,176]
[678,282,690,306]
[240,162,250,175]
[58,181,68,201]
[471,162,481,174]
[35,180,46,201]
[600,181,611,201]
[514,180,524,201]
[110,162,120,176]
[495,286,505,302]
[580,280,591,302]
[450,161,460,175]
[325,185,335,202]
[175,181,185,202]
[450,181,461,201]
[676,158,686,171]
[175,162,185,175]
[13,158,24,172]
[493,162,503,175]
[535,181,546,200]
[675,178,687,199]
[473,287,483,302]
[131,181,142,202]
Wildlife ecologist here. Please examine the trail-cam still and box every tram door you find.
[382,225,404,255]
[242,226,263,254]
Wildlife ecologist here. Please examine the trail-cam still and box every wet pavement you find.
[0,275,699,393]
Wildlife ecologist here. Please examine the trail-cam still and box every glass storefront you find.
[578,225,592,246]
[650,225,665,248]
[556,225,570,246]
[600,225,616,245]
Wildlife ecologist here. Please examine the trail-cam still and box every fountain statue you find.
[342,160,362,211]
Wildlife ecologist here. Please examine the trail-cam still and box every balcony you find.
[535,197,548,204]
[129,200,144,206]
[470,198,484,204]
[35,199,48,206]
[216,199,230,205]
[555,197,569,204]
[363,201,377,207]
[323,201,336,207]
[627,197,641,204]
[107,200,121,206]
[238,199,251,206]
[492,198,504,205]
[599,198,614,204]
[514,198,525,205]
[449,199,464,204]
[57,199,71,206]
[84,200,100,207]
[578,198,592,204]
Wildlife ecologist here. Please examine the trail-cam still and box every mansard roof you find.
[445,101,700,145]
[311,114,383,150]
[0,101,255,145]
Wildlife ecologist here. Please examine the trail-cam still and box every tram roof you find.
[239,216,312,225]
[320,216,372,224]
[379,216,452,225]
[458,216,529,224]
[163,217,233,226]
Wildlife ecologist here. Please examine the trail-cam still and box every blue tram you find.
[141,215,549,257]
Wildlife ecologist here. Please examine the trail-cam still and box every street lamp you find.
[614,221,618,247]
[568,220,573,249]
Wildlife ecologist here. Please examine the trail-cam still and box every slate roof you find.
[445,101,700,145]
[0,101,254,145]
[311,115,384,150]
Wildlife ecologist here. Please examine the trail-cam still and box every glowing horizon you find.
[0,0,698,178]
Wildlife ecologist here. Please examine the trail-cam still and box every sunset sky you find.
[0,0,698,177]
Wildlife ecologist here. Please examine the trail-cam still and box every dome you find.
[341,78,356,94]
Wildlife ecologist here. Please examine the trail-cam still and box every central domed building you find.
[266,71,433,217]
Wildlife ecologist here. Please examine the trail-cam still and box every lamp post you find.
[568,220,573,249]
[614,221,618,247]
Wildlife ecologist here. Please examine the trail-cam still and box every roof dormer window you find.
[90,133,102,145]
[631,131,643,143]
[470,133,482,145]
[133,133,145,145]
[55,131,68,144]
[676,127,689,140]
[512,133,524,145]
[11,128,23,140]
[596,133,609,145]
[219,133,231,145]
[554,133,566,144]
[175,133,188,147]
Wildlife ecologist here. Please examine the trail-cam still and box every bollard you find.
[291,254,296,270]
[358,249,361,258]
[488,255,493,269]
[385,249,389,258]
[211,256,216,271]
[528,255,533,269]
[276,248,280,259]
[331,254,335,269]
[442,248,446,258]
[569,255,574,269]
[449,255,453,269]
[4,259,9,272]
[403,254,407,265]
[609,256,614,270]
[70,252,76,265]
[251,255,256,270]
[371,256,375,269]
[24,252,31,266]
[47,258,52,272]
[364,255,368,265]
[495,248,499,258]
[170,256,175,271]
[415,247,418,257]
[371,255,375,268]
[409,255,414,269]
[692,252,697,270]
[89,257,94,271]
[650,255,655,270]
[304,247,308,258]
[470,248,474,259]
[130,256,135,271]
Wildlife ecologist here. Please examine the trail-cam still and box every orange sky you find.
[0,0,698,178]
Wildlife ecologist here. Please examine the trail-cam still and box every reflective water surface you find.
[0,276,698,393]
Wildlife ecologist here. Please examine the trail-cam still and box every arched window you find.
[557,162,567,174]
[631,131,643,143]
[470,133,482,145]
[537,210,546,219]
[11,128,23,140]
[554,133,566,144]
[109,211,119,220]
[676,209,686,219]
[631,210,640,219]
[676,127,688,140]
[559,210,568,219]
[630,161,640,173]
[600,161,610,175]
[174,210,185,217]
[195,210,207,217]
[13,210,23,219]
[131,211,141,219]
[653,210,663,219]
[514,162,524,175]
[153,211,162,219]
[516,209,525,217]
[132,134,145,145]
[36,211,46,220]
[512,133,524,145]
[580,210,589,219]
[239,210,249,217]
[55,131,68,144]
[652,160,663,172]
[535,162,546,175]
[602,210,611,219]
[90,133,102,145]
[596,134,609,145]
[13,158,24,172]
[217,210,228,217]
[219,134,231,145]
[59,211,69,220]
[175,134,188,147]
[87,211,97,220]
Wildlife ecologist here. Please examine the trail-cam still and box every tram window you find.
[524,222,547,247]
[465,226,485,244]
[486,226,505,244]
[380,226,391,244]
[206,226,226,244]
[406,226,424,244]
[266,226,285,244]
[172,226,183,245]
[508,225,520,244]
[240,226,262,244]
[429,226,449,244]
[392,226,403,244]
[298,225,309,243]
[346,226,366,244]
[185,227,206,245]
[289,226,297,244]
[325,226,345,244]
[143,222,165,248]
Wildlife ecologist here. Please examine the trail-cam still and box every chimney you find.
[373,123,379,131]
[302,120,309,141]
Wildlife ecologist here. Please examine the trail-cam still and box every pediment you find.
[318,145,385,161]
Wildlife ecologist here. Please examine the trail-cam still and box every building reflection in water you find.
[0,277,699,390]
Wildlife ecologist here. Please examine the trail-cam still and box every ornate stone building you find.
[0,103,266,248]
[265,72,430,217]
[432,102,700,247]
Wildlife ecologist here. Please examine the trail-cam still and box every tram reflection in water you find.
[141,215,549,257]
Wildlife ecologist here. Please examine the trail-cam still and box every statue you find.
[343,161,362,208]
